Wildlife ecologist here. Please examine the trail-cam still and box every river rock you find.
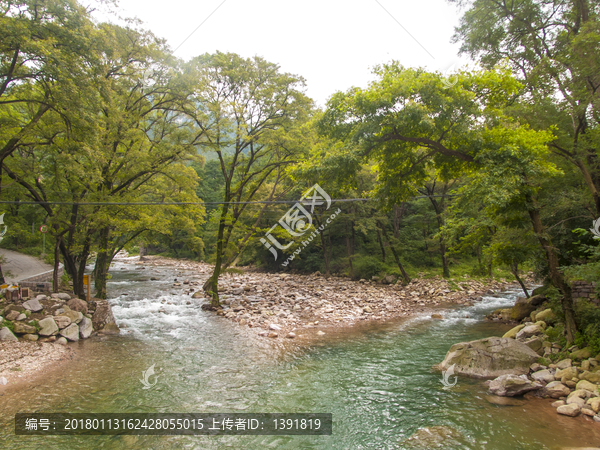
[532,369,555,384]
[5,310,20,321]
[269,323,282,331]
[53,316,71,329]
[0,327,18,341]
[56,337,68,345]
[488,374,542,397]
[557,403,581,417]
[576,380,599,394]
[92,300,120,334]
[79,317,93,339]
[503,324,526,339]
[582,372,600,383]
[60,323,79,341]
[523,336,543,353]
[566,395,586,408]
[485,395,525,406]
[516,324,544,340]
[22,333,38,341]
[12,322,36,334]
[556,359,572,369]
[555,367,578,381]
[38,317,59,336]
[59,310,83,324]
[571,347,593,360]
[22,299,43,312]
[545,381,571,398]
[51,293,71,300]
[587,397,600,413]
[191,291,203,298]
[401,425,467,449]
[511,297,539,321]
[535,309,556,323]
[551,400,565,407]
[66,298,88,314]
[438,337,540,378]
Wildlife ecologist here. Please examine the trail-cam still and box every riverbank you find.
[125,256,523,341]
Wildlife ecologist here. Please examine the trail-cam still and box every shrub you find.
[352,255,385,280]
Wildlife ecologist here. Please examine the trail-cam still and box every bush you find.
[574,299,600,355]
[352,255,385,280]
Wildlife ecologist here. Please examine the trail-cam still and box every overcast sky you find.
[94,0,472,107]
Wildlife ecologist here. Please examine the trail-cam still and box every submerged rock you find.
[438,337,540,378]
[401,425,467,449]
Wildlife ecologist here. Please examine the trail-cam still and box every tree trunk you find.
[440,240,450,278]
[525,194,577,343]
[376,228,386,262]
[378,220,410,284]
[346,220,354,278]
[94,227,110,299]
[203,204,229,307]
[0,265,5,285]
[511,261,530,298]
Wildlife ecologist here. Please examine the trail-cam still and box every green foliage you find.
[574,300,600,355]
[352,255,385,281]
[1,319,14,331]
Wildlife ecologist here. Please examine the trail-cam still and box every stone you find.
[317,330,325,336]
[363,306,372,313]
[535,308,556,323]
[583,372,600,383]
[551,400,565,407]
[510,297,538,321]
[587,397,600,413]
[576,380,599,394]
[0,376,7,385]
[66,298,88,314]
[232,288,243,295]
[571,347,593,360]
[503,324,525,339]
[595,415,600,423]
[191,291,203,298]
[53,316,71,329]
[59,310,83,324]
[582,360,591,371]
[516,324,544,340]
[286,332,296,339]
[22,299,43,312]
[5,310,20,321]
[485,395,525,406]
[22,333,38,341]
[438,337,540,379]
[79,317,93,339]
[92,300,120,334]
[38,317,59,336]
[545,381,571,398]
[582,407,597,417]
[556,359,573,370]
[523,336,543,353]
[60,323,79,341]
[269,323,282,331]
[566,395,586,408]
[51,293,71,300]
[431,314,443,320]
[401,425,467,449]
[267,331,278,338]
[488,374,542,397]
[557,403,581,417]
[531,369,555,384]
[555,367,578,381]
[12,322,36,334]
[0,327,18,341]
[55,337,68,345]
[16,314,26,321]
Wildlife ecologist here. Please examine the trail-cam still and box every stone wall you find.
[571,280,599,306]
[17,267,64,293]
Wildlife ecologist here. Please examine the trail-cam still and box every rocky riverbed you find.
[131,256,518,340]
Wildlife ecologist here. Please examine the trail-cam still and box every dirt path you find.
[0,248,52,283]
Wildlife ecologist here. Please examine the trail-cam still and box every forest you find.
[1,0,599,349]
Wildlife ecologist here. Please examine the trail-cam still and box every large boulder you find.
[12,322,36,334]
[92,300,120,334]
[53,316,71,329]
[0,327,18,341]
[535,308,556,324]
[516,324,544,340]
[510,295,546,321]
[38,317,59,336]
[571,347,593,360]
[576,380,599,394]
[58,310,82,324]
[531,369,555,383]
[545,381,571,398]
[555,367,578,381]
[66,298,88,314]
[557,403,581,417]
[438,337,540,378]
[582,372,600,383]
[488,374,542,397]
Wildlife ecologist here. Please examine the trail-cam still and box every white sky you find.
[94,0,472,108]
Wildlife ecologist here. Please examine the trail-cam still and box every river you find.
[1,260,599,449]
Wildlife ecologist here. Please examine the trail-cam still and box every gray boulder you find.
[22,299,43,312]
[545,381,571,398]
[66,298,88,314]
[51,293,71,301]
[58,310,82,324]
[79,317,93,339]
[438,337,540,378]
[53,316,71,329]
[556,403,580,417]
[13,322,36,334]
[531,369,555,384]
[92,300,120,334]
[516,324,544,340]
[0,327,18,341]
[488,374,542,397]
[60,323,79,341]
[38,317,59,336]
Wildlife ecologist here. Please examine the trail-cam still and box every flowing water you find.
[1,261,600,449]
